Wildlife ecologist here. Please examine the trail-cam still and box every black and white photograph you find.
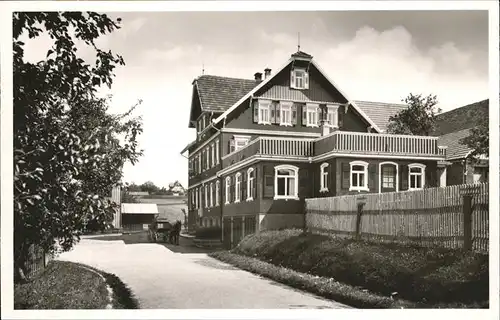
[1,1,498,319]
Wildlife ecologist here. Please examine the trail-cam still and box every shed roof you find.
[121,203,159,215]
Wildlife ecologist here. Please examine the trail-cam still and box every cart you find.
[148,216,174,243]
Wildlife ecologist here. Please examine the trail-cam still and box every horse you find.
[169,220,182,245]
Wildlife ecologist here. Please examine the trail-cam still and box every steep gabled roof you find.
[438,128,473,160]
[212,53,383,132]
[195,75,258,112]
[433,99,488,136]
[354,100,407,132]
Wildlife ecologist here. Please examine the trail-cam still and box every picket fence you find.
[305,183,489,253]
[25,244,53,278]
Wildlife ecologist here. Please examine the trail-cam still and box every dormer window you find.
[290,68,309,90]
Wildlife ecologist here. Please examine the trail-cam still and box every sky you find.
[21,10,489,189]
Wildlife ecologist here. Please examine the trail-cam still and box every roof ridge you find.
[353,99,407,106]
[198,74,256,82]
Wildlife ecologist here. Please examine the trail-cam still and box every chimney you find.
[254,72,262,82]
[264,68,271,79]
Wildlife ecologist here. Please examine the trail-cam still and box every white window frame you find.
[326,105,339,128]
[408,163,426,190]
[258,100,272,125]
[211,143,215,168]
[306,103,319,128]
[233,135,251,152]
[225,176,231,204]
[204,184,208,208]
[215,139,220,164]
[280,101,293,127]
[349,160,369,192]
[247,167,255,201]
[378,161,399,193]
[209,182,214,207]
[205,148,209,169]
[274,165,299,200]
[215,180,220,206]
[197,154,201,173]
[292,68,307,89]
[235,172,242,203]
[320,163,329,192]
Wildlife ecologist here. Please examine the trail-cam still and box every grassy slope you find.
[211,229,488,308]
[14,261,139,309]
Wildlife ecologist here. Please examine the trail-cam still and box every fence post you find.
[463,194,473,250]
[356,198,366,240]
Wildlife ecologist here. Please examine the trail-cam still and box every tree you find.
[140,181,159,194]
[460,117,489,159]
[14,12,143,282]
[386,93,441,136]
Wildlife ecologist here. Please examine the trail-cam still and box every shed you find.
[121,203,159,232]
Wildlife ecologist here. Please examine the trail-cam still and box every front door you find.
[380,163,397,193]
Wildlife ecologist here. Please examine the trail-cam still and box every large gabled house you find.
[433,99,489,185]
[180,50,449,243]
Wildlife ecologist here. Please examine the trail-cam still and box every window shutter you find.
[290,70,296,88]
[316,107,321,126]
[229,139,235,153]
[299,169,309,198]
[275,103,281,124]
[291,104,297,125]
[242,173,247,200]
[400,164,408,191]
[253,101,259,123]
[253,167,258,198]
[263,165,274,198]
[304,71,309,89]
[368,164,376,191]
[270,103,276,123]
[341,163,350,190]
[302,105,307,126]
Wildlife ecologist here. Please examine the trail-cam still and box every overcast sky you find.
[21,10,489,189]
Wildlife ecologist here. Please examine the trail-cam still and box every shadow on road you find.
[88,231,221,254]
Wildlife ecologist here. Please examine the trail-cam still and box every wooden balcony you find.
[222,137,315,167]
[315,131,447,158]
[221,131,447,168]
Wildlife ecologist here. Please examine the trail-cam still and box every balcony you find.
[315,131,446,159]
[221,131,447,169]
[222,137,315,167]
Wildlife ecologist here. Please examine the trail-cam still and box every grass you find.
[14,260,139,309]
[209,229,489,309]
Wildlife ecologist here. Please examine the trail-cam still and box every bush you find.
[195,226,221,240]
[233,230,489,305]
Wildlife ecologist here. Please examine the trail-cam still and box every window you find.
[290,68,309,89]
[320,163,329,192]
[280,102,293,126]
[382,166,395,188]
[408,163,425,190]
[225,177,231,204]
[211,143,215,167]
[247,168,255,201]
[204,184,208,208]
[258,100,271,124]
[235,173,242,203]
[229,135,251,153]
[306,103,319,127]
[209,182,214,207]
[215,139,220,165]
[215,181,220,205]
[195,187,199,209]
[274,165,299,200]
[350,161,369,192]
[326,105,339,128]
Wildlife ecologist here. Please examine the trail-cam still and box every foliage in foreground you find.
[14,12,143,281]
[228,230,489,306]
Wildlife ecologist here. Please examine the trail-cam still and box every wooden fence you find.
[305,183,489,253]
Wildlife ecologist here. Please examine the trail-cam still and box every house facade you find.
[180,51,449,241]
[433,99,489,186]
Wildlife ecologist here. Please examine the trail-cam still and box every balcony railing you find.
[222,137,315,167]
[315,131,446,158]
[221,131,447,168]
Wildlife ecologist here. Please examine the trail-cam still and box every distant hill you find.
[432,99,488,136]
